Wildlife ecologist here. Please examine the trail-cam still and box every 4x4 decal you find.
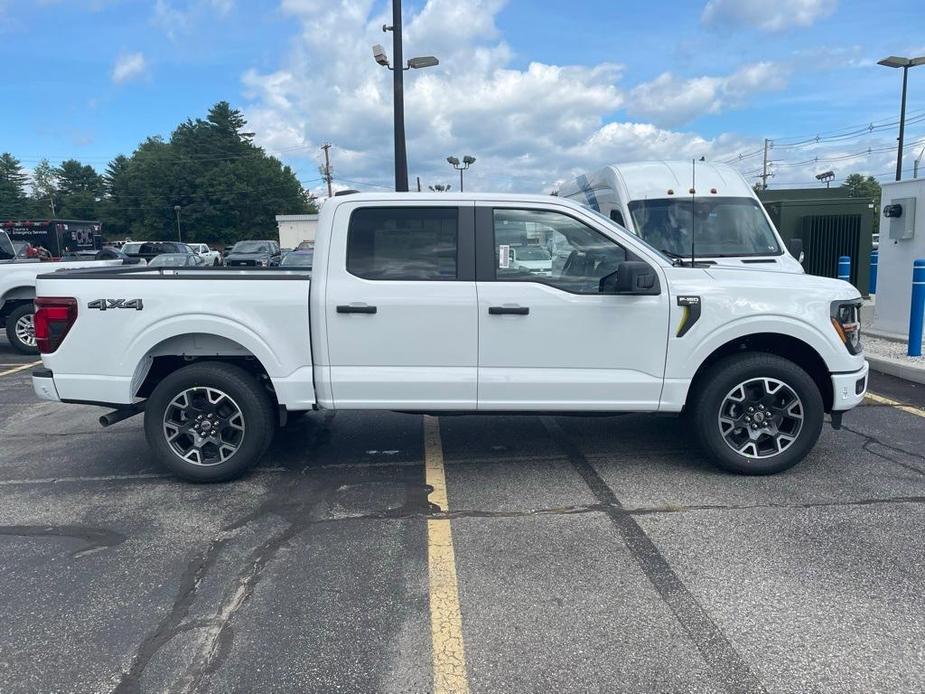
[87,299,144,311]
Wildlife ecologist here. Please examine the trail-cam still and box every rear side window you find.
[347,207,458,280]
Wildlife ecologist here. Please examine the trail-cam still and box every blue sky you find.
[1,0,924,193]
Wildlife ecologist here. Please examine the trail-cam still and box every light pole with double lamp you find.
[372,1,439,192]
[878,55,925,181]
[446,155,476,192]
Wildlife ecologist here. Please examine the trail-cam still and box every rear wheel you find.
[5,304,38,355]
[144,362,276,482]
[692,353,824,475]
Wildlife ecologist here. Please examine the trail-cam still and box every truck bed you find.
[35,266,314,409]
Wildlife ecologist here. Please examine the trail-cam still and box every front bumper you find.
[830,360,869,412]
[32,367,60,402]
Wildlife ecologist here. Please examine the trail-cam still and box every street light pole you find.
[391,0,407,192]
[373,6,439,193]
[446,155,476,193]
[173,205,182,243]
[878,55,925,181]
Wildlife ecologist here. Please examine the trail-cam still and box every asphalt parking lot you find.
[1,336,924,693]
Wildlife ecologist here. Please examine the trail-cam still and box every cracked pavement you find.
[1,337,924,693]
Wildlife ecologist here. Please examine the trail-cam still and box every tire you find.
[213,257,220,266]
[143,362,276,482]
[5,304,38,355]
[691,353,823,475]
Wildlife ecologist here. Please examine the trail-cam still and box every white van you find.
[559,161,804,272]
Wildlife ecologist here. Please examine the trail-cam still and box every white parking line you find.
[0,361,41,378]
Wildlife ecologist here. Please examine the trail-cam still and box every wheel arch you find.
[685,332,834,413]
[131,332,278,405]
[0,285,36,318]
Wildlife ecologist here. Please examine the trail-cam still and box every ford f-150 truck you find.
[30,193,868,482]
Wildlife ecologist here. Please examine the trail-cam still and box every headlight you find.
[257,258,268,267]
[831,299,862,355]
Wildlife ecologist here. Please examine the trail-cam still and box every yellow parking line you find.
[423,415,470,694]
[865,392,925,418]
[0,361,41,378]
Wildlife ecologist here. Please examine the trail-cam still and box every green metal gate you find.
[801,214,862,286]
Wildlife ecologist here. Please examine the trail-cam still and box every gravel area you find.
[864,334,925,366]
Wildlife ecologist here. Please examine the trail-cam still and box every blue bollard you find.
[869,250,878,295]
[910,259,925,358]
[837,255,851,282]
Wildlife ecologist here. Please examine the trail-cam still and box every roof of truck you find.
[322,191,586,207]
[604,161,753,201]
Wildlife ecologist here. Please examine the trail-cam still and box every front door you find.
[324,203,478,409]
[476,205,670,410]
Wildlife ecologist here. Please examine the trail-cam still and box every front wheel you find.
[691,353,824,475]
[5,304,39,355]
[143,362,276,482]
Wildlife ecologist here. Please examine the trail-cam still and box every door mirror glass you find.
[600,261,660,295]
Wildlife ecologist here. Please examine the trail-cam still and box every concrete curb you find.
[866,354,925,385]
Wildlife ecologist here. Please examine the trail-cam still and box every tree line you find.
[0,102,316,245]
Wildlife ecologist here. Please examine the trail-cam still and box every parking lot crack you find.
[0,524,125,558]
[840,424,925,476]
[540,416,769,694]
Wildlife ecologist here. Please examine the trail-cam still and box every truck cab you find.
[558,161,804,273]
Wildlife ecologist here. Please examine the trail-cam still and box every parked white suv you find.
[31,193,867,481]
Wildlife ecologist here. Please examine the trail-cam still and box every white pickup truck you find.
[0,231,122,354]
[31,193,868,482]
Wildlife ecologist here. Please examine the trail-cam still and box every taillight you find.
[34,297,78,353]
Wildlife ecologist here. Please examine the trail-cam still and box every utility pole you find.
[759,138,771,190]
[416,176,421,192]
[391,0,408,191]
[321,144,334,198]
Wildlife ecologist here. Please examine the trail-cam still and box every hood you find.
[227,250,270,258]
[702,265,859,297]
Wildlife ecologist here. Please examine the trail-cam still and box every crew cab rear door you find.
[475,203,670,410]
[323,202,477,409]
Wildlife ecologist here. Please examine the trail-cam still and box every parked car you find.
[510,246,552,276]
[188,243,222,266]
[31,193,867,483]
[296,240,315,251]
[148,253,206,268]
[0,231,123,354]
[279,249,313,268]
[224,240,281,267]
[122,241,196,264]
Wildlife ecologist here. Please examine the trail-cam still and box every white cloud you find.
[111,52,147,84]
[702,0,837,32]
[152,0,233,39]
[242,0,765,193]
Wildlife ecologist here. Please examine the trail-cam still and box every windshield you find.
[122,242,143,254]
[281,251,313,267]
[628,197,781,258]
[232,241,270,253]
[515,247,551,261]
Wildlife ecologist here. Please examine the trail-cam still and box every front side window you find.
[493,208,629,294]
[347,207,457,280]
[628,197,781,258]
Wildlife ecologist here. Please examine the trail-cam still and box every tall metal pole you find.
[459,167,464,192]
[392,0,408,192]
[896,65,909,181]
[174,205,182,243]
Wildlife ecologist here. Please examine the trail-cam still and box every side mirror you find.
[787,238,804,263]
[600,261,660,295]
